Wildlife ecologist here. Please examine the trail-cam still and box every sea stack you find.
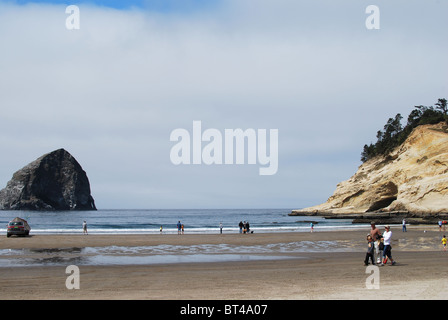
[290,122,448,217]
[0,149,96,211]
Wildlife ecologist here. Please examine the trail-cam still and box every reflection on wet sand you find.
[0,241,323,267]
[0,234,442,268]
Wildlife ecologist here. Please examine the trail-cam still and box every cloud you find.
[0,0,447,208]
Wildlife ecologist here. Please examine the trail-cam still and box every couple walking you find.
[365,222,396,266]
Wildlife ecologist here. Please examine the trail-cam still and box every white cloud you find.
[0,1,446,208]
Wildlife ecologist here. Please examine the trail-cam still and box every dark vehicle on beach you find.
[6,217,31,237]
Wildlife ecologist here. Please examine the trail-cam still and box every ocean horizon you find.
[0,208,372,235]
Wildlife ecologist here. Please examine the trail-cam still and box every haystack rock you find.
[291,122,448,218]
[0,149,96,211]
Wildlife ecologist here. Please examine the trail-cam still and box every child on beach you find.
[442,235,447,251]
[364,235,375,266]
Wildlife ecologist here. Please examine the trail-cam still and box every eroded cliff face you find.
[0,149,96,211]
[292,122,448,216]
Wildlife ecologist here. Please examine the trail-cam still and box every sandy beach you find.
[1,226,447,300]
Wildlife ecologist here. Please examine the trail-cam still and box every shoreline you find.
[0,225,429,250]
[0,221,411,237]
[1,226,447,299]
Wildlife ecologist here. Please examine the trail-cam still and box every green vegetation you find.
[361,98,447,163]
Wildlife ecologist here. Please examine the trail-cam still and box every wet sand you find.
[0,226,447,300]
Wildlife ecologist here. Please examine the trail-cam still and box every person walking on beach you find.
[378,237,385,264]
[239,221,244,234]
[402,219,407,232]
[181,224,184,234]
[442,235,447,251]
[310,222,314,233]
[82,220,88,235]
[381,225,396,266]
[219,222,223,234]
[364,235,375,266]
[370,221,381,261]
[160,225,163,234]
[177,221,182,235]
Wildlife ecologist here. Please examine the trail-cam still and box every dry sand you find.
[0,226,447,300]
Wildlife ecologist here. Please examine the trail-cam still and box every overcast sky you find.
[0,0,447,209]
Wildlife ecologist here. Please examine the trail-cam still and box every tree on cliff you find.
[361,98,447,163]
[435,98,447,116]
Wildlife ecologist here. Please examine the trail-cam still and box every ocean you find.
[0,208,363,235]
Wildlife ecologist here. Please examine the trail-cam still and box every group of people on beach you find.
[364,221,396,266]
[438,220,447,232]
[157,221,249,234]
[239,221,252,234]
[159,221,185,234]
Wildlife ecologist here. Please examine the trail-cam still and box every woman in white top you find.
[382,225,396,265]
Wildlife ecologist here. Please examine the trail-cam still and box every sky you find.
[0,0,447,209]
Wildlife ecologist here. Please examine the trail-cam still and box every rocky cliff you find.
[291,122,448,217]
[0,149,97,211]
